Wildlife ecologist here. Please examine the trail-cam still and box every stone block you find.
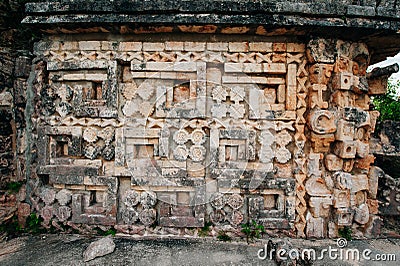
[355,155,375,170]
[306,214,325,238]
[308,110,336,134]
[79,41,101,51]
[333,189,350,208]
[333,141,356,159]
[354,203,369,225]
[368,166,383,199]
[228,42,249,52]
[335,120,355,141]
[309,64,334,85]
[311,133,335,153]
[273,43,286,52]
[367,199,379,214]
[165,41,184,51]
[184,42,206,51]
[332,72,353,90]
[287,43,305,53]
[143,42,165,51]
[351,174,369,193]
[249,42,272,52]
[307,39,336,63]
[356,140,369,158]
[343,159,355,172]
[14,56,31,78]
[207,42,228,51]
[119,42,142,51]
[83,236,115,262]
[221,26,249,34]
[325,154,343,171]
[309,197,332,217]
[336,208,353,226]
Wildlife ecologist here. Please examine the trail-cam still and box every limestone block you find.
[333,141,356,159]
[307,39,336,64]
[79,41,100,51]
[343,159,355,172]
[184,42,206,51]
[356,140,369,158]
[306,177,332,196]
[311,133,335,153]
[287,43,305,53]
[119,42,142,51]
[308,153,322,178]
[310,84,328,109]
[367,199,379,215]
[228,42,249,52]
[306,213,325,238]
[351,174,369,193]
[143,42,165,51]
[355,155,375,170]
[309,197,332,217]
[334,171,352,190]
[354,203,369,225]
[262,63,286,74]
[368,166,383,199]
[309,64,334,85]
[335,120,355,141]
[325,154,344,172]
[83,236,115,262]
[249,42,272,52]
[331,91,355,108]
[286,64,297,111]
[334,55,351,73]
[332,72,353,90]
[165,41,184,51]
[207,42,228,51]
[273,43,286,52]
[333,189,350,208]
[308,110,336,134]
[336,208,353,226]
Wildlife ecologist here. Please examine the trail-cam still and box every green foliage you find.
[241,220,265,243]
[96,227,116,236]
[373,80,400,121]
[6,182,23,194]
[26,213,44,234]
[338,226,352,241]
[198,221,212,237]
[217,231,232,242]
[0,213,44,238]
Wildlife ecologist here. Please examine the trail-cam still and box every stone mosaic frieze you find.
[26,39,385,238]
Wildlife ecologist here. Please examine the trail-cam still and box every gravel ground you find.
[0,234,399,266]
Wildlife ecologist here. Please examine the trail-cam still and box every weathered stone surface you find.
[83,236,116,262]
[0,0,395,240]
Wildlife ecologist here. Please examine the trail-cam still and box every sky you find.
[369,52,400,81]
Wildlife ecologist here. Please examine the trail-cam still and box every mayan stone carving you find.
[19,35,385,239]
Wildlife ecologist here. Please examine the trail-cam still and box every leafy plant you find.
[338,226,352,241]
[373,80,400,121]
[241,220,265,243]
[25,213,44,234]
[217,230,232,242]
[96,227,116,236]
[6,182,23,194]
[198,221,212,237]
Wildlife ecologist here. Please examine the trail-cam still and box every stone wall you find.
[0,0,33,226]
[20,36,384,238]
